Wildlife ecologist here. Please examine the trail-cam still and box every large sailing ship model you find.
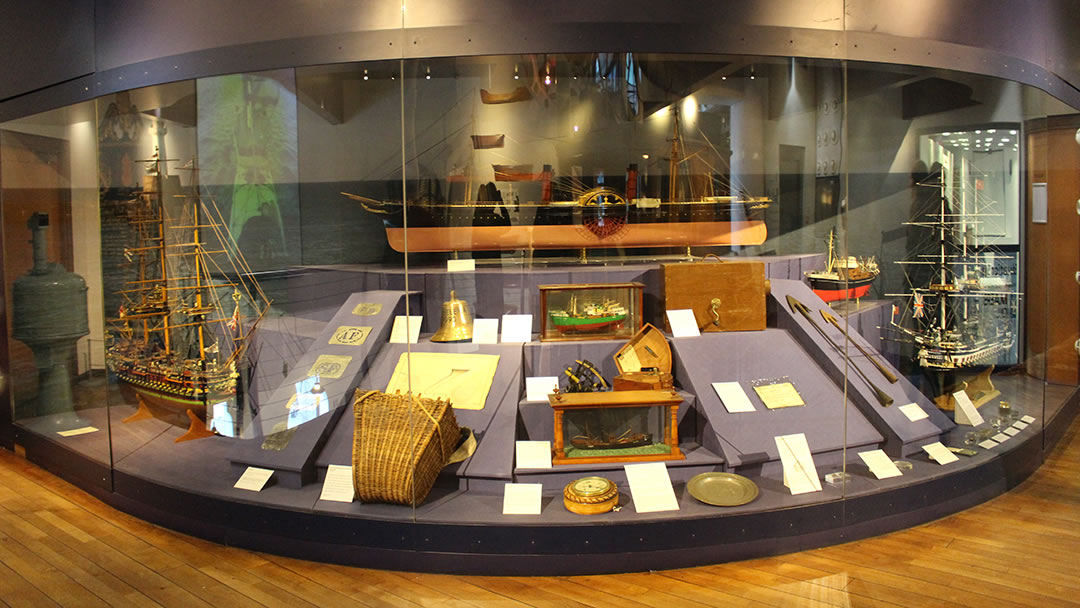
[887,162,1019,371]
[344,106,770,253]
[105,151,271,442]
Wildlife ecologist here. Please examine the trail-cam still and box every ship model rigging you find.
[343,94,771,253]
[887,160,1019,371]
[105,151,271,441]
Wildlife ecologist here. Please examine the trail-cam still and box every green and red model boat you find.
[549,296,628,334]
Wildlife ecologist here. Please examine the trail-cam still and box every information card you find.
[525,377,559,402]
[500,314,533,343]
[515,440,552,469]
[713,382,756,413]
[921,442,959,465]
[389,315,423,344]
[624,462,679,513]
[952,391,984,426]
[319,464,356,502]
[666,309,701,338]
[858,449,903,479]
[502,483,543,515]
[471,318,499,344]
[898,403,929,422]
[775,433,821,494]
[446,259,476,272]
[57,426,98,437]
[234,467,275,492]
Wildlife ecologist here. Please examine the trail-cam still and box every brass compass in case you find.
[563,476,619,514]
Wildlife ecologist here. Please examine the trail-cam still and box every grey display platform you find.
[11,259,1068,575]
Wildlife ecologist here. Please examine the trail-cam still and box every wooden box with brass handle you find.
[662,256,768,332]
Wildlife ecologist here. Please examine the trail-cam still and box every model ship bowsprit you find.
[887,162,1020,370]
[342,107,770,252]
[805,229,879,303]
[105,153,272,441]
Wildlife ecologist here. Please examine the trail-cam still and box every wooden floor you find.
[1,422,1078,608]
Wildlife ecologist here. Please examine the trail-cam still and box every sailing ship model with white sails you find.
[105,151,271,441]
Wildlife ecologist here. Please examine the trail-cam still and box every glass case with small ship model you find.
[539,282,643,341]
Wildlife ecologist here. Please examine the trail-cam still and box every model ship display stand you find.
[548,389,684,465]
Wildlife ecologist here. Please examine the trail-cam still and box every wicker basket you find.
[351,389,460,506]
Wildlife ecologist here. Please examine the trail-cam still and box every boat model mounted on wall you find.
[343,107,770,253]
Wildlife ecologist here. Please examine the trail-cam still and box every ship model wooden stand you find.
[105,152,271,442]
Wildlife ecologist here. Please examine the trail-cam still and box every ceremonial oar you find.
[786,295,894,407]
[820,309,899,384]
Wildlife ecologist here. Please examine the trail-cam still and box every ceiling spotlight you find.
[363,69,369,81]
[1010,130,1017,135]
[642,154,650,159]
[425,66,431,80]
[514,65,519,80]
[573,124,579,132]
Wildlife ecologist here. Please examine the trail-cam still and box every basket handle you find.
[701,253,723,263]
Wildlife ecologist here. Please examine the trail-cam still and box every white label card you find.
[446,259,476,272]
[952,391,984,427]
[525,376,560,402]
[775,433,822,494]
[502,483,543,515]
[1021,415,1036,424]
[515,440,552,469]
[992,433,1010,443]
[666,309,701,338]
[389,315,423,344]
[234,467,275,492]
[319,464,355,502]
[1004,427,1021,437]
[858,449,903,479]
[922,442,959,465]
[978,439,999,449]
[898,403,929,422]
[501,314,533,343]
[713,382,756,413]
[57,426,98,437]
[624,462,680,513]
[1013,421,1030,430]
[471,318,499,344]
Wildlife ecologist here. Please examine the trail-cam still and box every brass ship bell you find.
[430,290,473,342]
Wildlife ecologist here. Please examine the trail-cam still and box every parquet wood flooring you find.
[0,418,1077,607]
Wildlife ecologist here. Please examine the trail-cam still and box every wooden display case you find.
[539,282,643,342]
[547,389,684,465]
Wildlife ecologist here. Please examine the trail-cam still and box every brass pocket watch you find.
[563,476,619,514]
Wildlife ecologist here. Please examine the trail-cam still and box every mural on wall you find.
[197,70,300,270]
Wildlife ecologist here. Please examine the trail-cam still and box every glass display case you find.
[1,25,1078,574]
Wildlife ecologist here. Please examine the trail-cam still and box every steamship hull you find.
[361,197,770,253]
[807,275,876,303]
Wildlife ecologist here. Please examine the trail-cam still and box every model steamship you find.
[344,107,770,252]
[549,296,628,335]
[105,153,271,441]
[805,229,880,303]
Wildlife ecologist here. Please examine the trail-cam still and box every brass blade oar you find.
[820,309,899,384]
[786,295,893,407]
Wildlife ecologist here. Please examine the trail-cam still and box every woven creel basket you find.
[351,389,460,506]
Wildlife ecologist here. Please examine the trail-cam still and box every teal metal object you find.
[12,213,89,427]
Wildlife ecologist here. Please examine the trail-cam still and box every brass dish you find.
[686,472,759,507]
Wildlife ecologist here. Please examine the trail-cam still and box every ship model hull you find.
[550,313,627,334]
[571,432,653,450]
[807,275,876,303]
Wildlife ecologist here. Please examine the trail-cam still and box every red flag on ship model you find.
[226,304,240,331]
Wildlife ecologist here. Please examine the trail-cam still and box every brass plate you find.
[329,326,371,346]
[307,354,353,379]
[686,472,759,507]
[352,302,382,316]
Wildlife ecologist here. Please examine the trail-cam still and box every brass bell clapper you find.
[431,290,474,342]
